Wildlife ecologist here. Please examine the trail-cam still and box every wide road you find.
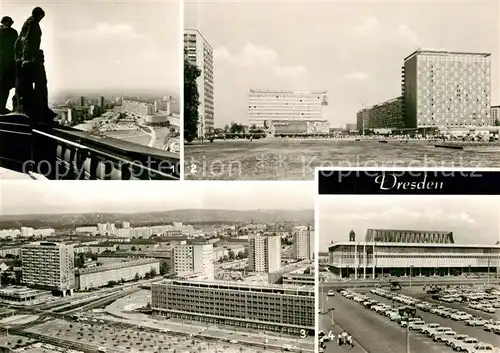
[319,289,455,353]
[357,289,500,347]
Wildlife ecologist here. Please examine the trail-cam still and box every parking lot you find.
[319,285,500,353]
[26,318,292,353]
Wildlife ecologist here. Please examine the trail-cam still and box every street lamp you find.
[410,266,414,288]
[399,307,416,353]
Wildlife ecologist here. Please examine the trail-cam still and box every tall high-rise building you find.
[172,242,214,279]
[403,49,491,128]
[292,226,311,260]
[248,90,329,133]
[21,242,75,294]
[98,96,105,107]
[248,234,281,273]
[79,96,85,107]
[184,29,214,138]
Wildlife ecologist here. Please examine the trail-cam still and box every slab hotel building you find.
[248,90,329,134]
[151,280,315,335]
[357,49,492,130]
[328,229,500,279]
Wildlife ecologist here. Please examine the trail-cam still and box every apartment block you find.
[21,242,75,294]
[292,226,312,260]
[248,235,281,273]
[184,29,214,138]
[75,259,160,290]
[172,242,214,279]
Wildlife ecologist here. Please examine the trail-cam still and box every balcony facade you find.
[0,114,180,180]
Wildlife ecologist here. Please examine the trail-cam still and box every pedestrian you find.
[0,15,18,114]
[347,334,353,348]
[337,334,342,346]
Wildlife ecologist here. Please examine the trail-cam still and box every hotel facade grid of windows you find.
[403,50,491,128]
[21,242,75,292]
[356,97,404,130]
[248,90,329,133]
[151,280,315,335]
[328,229,500,279]
[184,29,214,138]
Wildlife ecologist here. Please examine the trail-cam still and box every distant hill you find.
[0,209,313,229]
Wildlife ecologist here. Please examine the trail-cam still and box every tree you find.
[134,273,140,281]
[228,250,235,261]
[131,246,137,251]
[229,122,245,134]
[159,261,170,276]
[184,49,201,142]
[149,268,157,278]
[496,119,500,126]
[243,247,249,258]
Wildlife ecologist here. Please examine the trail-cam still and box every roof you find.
[328,241,500,250]
[365,228,454,244]
[404,49,491,61]
[249,89,327,95]
[154,279,314,294]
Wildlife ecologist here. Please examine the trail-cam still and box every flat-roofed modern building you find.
[151,280,314,335]
[184,29,214,138]
[491,105,500,126]
[21,242,75,295]
[248,235,281,273]
[172,242,214,280]
[292,226,312,260]
[356,97,404,130]
[75,258,160,290]
[248,90,329,133]
[403,49,491,129]
[328,229,500,279]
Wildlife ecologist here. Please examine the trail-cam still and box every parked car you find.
[454,337,479,352]
[466,317,488,327]
[434,330,456,343]
[445,334,468,347]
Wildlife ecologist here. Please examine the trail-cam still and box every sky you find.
[185,0,500,128]
[317,195,500,250]
[1,0,181,96]
[0,181,313,215]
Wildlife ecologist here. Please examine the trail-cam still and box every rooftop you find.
[328,241,500,249]
[404,49,491,61]
[155,279,314,294]
[249,89,327,95]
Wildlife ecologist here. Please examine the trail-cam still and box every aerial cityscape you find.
[0,182,315,353]
[0,0,181,180]
[183,1,499,180]
[317,195,500,353]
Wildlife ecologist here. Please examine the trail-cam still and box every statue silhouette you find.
[14,7,56,124]
[0,16,18,114]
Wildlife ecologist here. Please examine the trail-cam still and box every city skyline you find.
[1,0,181,98]
[0,181,313,215]
[185,0,499,128]
[318,195,500,249]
